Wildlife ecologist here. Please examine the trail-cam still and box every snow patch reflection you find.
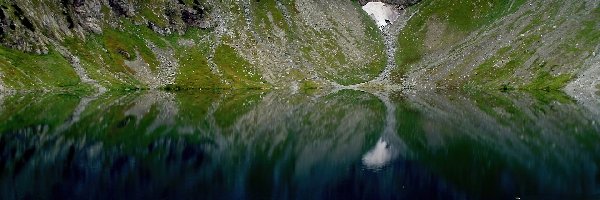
[362,138,393,169]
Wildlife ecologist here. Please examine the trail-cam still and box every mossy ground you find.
[0,46,85,90]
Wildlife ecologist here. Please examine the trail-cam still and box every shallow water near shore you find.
[0,89,599,199]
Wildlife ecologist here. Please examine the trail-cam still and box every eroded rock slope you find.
[0,0,386,91]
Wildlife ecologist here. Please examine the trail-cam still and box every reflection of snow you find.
[362,2,400,29]
[362,138,392,169]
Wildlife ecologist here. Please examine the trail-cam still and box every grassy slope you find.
[0,46,86,91]
[394,0,526,84]
[394,0,599,91]
[1,0,386,91]
[243,0,386,86]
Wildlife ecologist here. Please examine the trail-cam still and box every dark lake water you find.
[0,89,599,199]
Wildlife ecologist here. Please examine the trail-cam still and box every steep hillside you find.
[0,0,598,95]
[393,0,600,92]
[0,0,386,91]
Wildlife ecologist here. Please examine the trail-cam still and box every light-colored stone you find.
[147,41,179,88]
[53,42,106,93]
[362,2,400,29]
[565,49,600,116]
[0,71,5,92]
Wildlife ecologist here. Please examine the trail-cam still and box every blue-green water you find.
[0,90,599,199]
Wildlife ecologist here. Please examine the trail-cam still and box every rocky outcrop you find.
[566,45,600,115]
[0,4,50,54]
[1,0,595,95]
[0,0,212,54]
[0,0,387,91]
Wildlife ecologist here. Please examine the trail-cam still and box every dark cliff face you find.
[0,0,211,54]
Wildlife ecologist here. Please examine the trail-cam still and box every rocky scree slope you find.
[0,0,386,92]
[392,0,600,93]
[0,0,598,94]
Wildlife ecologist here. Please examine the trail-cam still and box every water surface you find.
[0,90,599,199]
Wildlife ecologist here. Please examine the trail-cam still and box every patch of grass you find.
[0,46,82,90]
[300,80,322,90]
[139,3,168,27]
[252,0,290,35]
[312,2,386,86]
[103,21,160,71]
[470,50,529,90]
[63,35,142,90]
[571,6,600,53]
[61,19,187,91]
[394,0,526,81]
[213,44,268,89]
[524,71,572,91]
[172,44,221,89]
[355,1,387,83]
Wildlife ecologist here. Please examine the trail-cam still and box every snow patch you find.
[362,2,400,29]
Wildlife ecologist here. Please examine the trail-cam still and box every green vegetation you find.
[214,91,264,128]
[299,80,322,90]
[139,3,168,27]
[395,0,526,78]
[524,72,572,91]
[170,29,222,90]
[213,44,268,89]
[395,0,526,77]
[1,88,599,199]
[393,0,598,92]
[0,46,83,90]
[244,0,386,86]
[0,0,596,92]
[0,93,80,133]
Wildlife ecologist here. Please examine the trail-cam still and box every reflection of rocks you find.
[0,74,4,92]
[125,91,178,131]
[219,90,385,192]
[1,90,600,198]
[55,94,101,133]
[400,91,600,197]
[0,92,4,113]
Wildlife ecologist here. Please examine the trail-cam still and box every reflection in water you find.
[362,139,392,169]
[0,90,599,199]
